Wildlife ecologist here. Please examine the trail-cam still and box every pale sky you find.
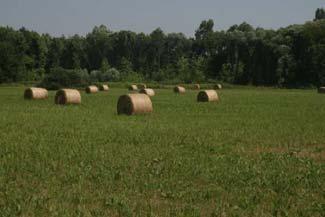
[0,0,323,37]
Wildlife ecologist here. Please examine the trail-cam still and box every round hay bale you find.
[137,84,147,89]
[174,86,186,94]
[129,84,138,91]
[24,87,48,100]
[214,84,222,90]
[193,84,200,90]
[197,90,219,102]
[85,85,99,94]
[117,94,153,115]
[139,88,155,97]
[318,87,325,93]
[99,84,109,91]
[55,89,81,105]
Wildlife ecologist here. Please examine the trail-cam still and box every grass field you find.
[0,86,324,217]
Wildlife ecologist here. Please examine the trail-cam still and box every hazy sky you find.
[0,0,323,37]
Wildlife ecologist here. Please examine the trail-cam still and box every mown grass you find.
[0,87,324,217]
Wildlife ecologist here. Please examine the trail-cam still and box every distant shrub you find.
[90,70,101,82]
[121,71,143,82]
[39,67,90,90]
[90,68,121,82]
[106,68,121,81]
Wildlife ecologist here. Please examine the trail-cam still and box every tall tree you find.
[315,8,325,21]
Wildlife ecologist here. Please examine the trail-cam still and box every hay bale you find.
[214,84,222,90]
[117,94,153,115]
[24,87,48,100]
[174,86,186,94]
[139,88,155,97]
[85,85,99,94]
[99,84,109,91]
[318,87,325,93]
[197,90,219,102]
[55,89,81,105]
[129,84,138,91]
[193,84,200,90]
[137,84,147,89]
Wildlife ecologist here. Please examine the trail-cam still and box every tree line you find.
[0,8,325,88]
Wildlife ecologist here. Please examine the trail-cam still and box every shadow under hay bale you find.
[139,88,155,97]
[197,90,219,102]
[99,84,109,91]
[174,86,186,94]
[193,84,200,90]
[85,85,99,94]
[24,87,48,100]
[117,94,153,115]
[128,84,138,91]
[214,84,222,90]
[318,87,325,93]
[137,84,147,89]
[55,89,81,105]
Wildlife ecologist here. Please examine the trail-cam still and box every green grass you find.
[0,87,324,217]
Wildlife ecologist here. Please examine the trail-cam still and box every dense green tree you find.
[176,57,191,82]
[0,27,28,82]
[194,19,216,56]
[147,28,165,76]
[0,9,325,87]
[99,57,111,78]
[190,56,206,82]
[118,57,143,81]
[46,37,64,70]
[61,35,87,69]
[20,28,48,71]
[86,25,112,70]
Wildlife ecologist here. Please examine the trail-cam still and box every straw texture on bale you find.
[137,84,147,89]
[55,89,81,105]
[139,88,155,97]
[318,87,325,93]
[24,87,48,100]
[193,84,200,90]
[85,85,99,94]
[174,86,186,93]
[99,84,109,91]
[197,90,219,102]
[129,84,138,91]
[117,94,153,115]
[214,84,222,90]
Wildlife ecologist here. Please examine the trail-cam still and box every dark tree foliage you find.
[39,67,89,90]
[0,9,325,87]
[315,8,325,21]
